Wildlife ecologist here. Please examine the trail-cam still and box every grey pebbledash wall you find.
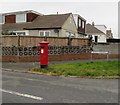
[93,43,119,54]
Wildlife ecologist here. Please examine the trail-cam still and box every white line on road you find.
[0,88,43,101]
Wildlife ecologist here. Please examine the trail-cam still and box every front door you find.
[95,36,98,43]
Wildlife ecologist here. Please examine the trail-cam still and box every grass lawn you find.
[29,61,120,77]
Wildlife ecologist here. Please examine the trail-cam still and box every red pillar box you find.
[39,41,49,68]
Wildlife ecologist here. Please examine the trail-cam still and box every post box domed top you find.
[39,41,49,44]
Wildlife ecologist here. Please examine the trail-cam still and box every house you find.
[0,10,42,35]
[85,23,107,43]
[73,14,86,38]
[1,10,78,38]
[24,13,77,38]
[94,24,113,39]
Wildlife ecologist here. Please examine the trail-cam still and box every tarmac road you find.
[2,71,119,103]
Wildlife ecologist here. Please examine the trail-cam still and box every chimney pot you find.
[92,22,95,26]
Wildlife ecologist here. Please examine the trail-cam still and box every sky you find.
[0,0,119,38]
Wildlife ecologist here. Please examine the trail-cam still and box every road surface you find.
[2,71,119,103]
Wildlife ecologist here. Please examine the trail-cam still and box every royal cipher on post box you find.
[39,41,49,68]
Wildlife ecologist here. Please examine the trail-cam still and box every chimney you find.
[92,22,95,26]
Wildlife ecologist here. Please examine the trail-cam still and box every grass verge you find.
[29,61,120,77]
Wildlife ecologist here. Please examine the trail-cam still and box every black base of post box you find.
[40,65,48,68]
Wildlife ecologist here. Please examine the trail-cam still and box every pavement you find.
[2,71,119,103]
[2,58,119,72]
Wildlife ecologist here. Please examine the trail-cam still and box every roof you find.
[1,22,32,31]
[1,13,71,31]
[24,13,71,30]
[85,23,105,34]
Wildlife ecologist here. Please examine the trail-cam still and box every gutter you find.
[24,27,62,30]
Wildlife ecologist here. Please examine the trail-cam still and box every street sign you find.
[91,51,109,54]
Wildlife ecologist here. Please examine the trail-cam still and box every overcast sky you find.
[0,0,119,38]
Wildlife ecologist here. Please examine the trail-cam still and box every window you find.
[66,31,75,37]
[39,31,50,36]
[16,32,26,35]
[66,31,70,37]
[13,31,29,35]
[16,14,26,23]
[66,31,71,37]
[79,19,81,27]
[0,15,5,24]
[71,33,75,37]
[78,34,86,38]
[40,32,44,36]
[45,32,49,36]
[82,21,85,28]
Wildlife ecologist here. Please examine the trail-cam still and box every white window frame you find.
[39,31,50,37]
[71,33,75,37]
[66,31,75,38]
[66,31,71,37]
[45,31,50,36]
[79,19,81,27]
[66,31,70,37]
[0,15,5,24]
[16,14,26,23]
[39,31,44,36]
[13,30,29,36]
[82,21,85,29]
[16,32,26,35]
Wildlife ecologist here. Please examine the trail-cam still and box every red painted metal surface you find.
[39,41,49,67]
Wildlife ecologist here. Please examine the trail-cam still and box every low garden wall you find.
[2,46,119,62]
